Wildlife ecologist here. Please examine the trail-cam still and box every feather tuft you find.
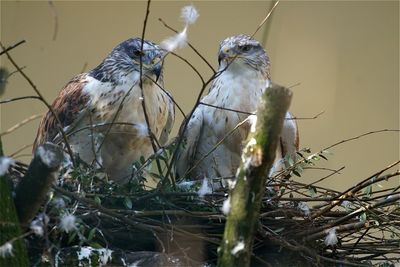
[180,5,199,25]
[160,28,187,52]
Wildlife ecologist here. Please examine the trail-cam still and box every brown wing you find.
[33,73,89,151]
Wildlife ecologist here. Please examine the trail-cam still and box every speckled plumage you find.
[34,38,175,183]
[175,35,298,187]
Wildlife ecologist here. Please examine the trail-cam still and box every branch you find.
[0,40,26,56]
[0,41,76,166]
[14,143,63,224]
[217,83,292,267]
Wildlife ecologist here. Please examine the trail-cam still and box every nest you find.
[14,147,399,267]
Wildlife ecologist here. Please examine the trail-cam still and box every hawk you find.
[34,38,175,183]
[175,34,299,188]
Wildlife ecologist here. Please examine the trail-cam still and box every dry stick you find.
[158,18,216,73]
[0,41,76,166]
[310,163,400,220]
[304,193,400,242]
[48,1,58,41]
[217,84,292,267]
[0,96,41,104]
[138,0,164,181]
[251,0,280,38]
[0,40,26,56]
[53,186,221,245]
[10,144,33,157]
[0,114,42,137]
[170,52,205,84]
[266,235,371,267]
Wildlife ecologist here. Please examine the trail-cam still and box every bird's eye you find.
[133,50,144,57]
[239,45,251,52]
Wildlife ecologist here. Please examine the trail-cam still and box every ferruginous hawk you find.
[175,34,298,188]
[34,38,175,183]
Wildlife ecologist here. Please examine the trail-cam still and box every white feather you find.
[197,177,212,197]
[221,196,231,215]
[0,157,15,176]
[160,28,187,52]
[324,228,338,246]
[180,5,199,25]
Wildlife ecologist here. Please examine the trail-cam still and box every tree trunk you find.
[217,83,292,267]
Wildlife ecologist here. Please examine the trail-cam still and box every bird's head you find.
[92,38,164,83]
[218,35,270,78]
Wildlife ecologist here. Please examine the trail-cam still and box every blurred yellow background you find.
[1,1,398,191]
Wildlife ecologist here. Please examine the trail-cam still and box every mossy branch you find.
[0,137,29,266]
[14,143,63,224]
[217,83,292,267]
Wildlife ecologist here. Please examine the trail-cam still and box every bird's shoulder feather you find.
[33,73,90,151]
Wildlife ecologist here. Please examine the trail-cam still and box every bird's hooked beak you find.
[142,53,163,81]
[218,45,237,65]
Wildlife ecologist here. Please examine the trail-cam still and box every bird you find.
[33,38,175,183]
[175,34,299,189]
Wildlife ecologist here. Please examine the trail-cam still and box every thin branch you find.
[48,1,59,41]
[324,129,400,151]
[0,96,41,105]
[0,41,76,165]
[0,114,43,137]
[251,1,280,38]
[0,40,26,56]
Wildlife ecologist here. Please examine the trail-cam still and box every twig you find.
[288,111,325,120]
[324,129,400,151]
[251,1,280,38]
[0,41,76,166]
[138,0,165,184]
[0,114,43,137]
[48,1,59,41]
[0,40,26,56]
[10,144,33,157]
[0,96,41,105]
[310,164,399,219]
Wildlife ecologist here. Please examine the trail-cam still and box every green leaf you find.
[309,186,317,197]
[319,154,328,161]
[292,169,301,177]
[364,185,372,197]
[359,212,367,223]
[124,197,133,209]
[88,228,96,241]
[94,196,101,205]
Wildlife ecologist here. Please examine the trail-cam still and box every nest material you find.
[16,153,399,267]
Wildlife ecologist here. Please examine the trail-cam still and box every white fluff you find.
[77,246,93,264]
[0,157,15,176]
[324,228,338,246]
[197,177,212,197]
[59,214,77,233]
[298,202,310,216]
[37,146,56,166]
[98,248,113,265]
[0,242,13,258]
[221,196,231,215]
[160,28,188,52]
[160,5,199,52]
[231,241,245,256]
[248,115,257,133]
[30,219,44,237]
[180,5,199,25]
